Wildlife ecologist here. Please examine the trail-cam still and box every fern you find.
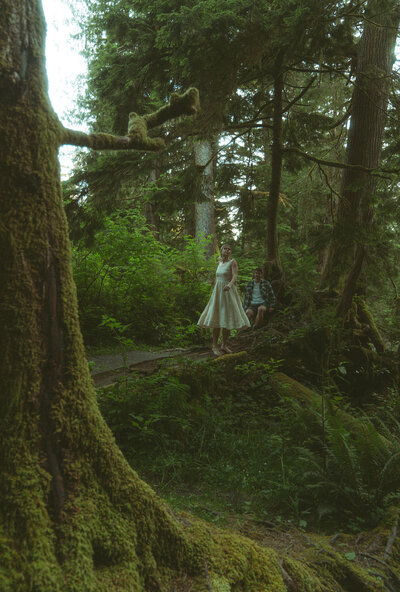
[377,451,400,501]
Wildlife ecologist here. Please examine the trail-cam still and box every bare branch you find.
[284,147,399,177]
[317,162,342,202]
[328,104,352,129]
[282,76,317,114]
[284,147,371,171]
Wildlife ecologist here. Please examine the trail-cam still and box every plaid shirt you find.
[243,279,276,310]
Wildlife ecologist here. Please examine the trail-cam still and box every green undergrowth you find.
[96,356,400,534]
[72,213,216,347]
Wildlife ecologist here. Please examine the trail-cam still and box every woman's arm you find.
[224,259,238,290]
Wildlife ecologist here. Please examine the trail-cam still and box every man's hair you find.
[254,267,263,274]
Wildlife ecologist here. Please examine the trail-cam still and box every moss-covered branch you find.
[60,88,200,151]
[143,87,200,128]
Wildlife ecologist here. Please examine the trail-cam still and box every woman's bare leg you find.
[212,328,221,355]
[221,328,232,353]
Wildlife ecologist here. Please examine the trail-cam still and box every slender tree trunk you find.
[183,201,196,237]
[144,161,161,239]
[239,187,253,255]
[320,0,399,307]
[264,55,284,281]
[194,138,218,257]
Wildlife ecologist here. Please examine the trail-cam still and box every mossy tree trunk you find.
[0,1,199,589]
[0,2,281,590]
[0,2,396,591]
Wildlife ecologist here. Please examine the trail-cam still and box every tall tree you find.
[320,0,400,314]
[265,53,285,280]
[194,137,218,256]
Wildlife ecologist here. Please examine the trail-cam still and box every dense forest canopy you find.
[64,0,400,346]
[3,0,400,590]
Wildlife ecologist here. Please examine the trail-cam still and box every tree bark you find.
[144,162,161,240]
[264,55,284,281]
[194,138,218,257]
[320,0,399,305]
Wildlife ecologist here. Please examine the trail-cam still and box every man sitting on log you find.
[243,267,275,329]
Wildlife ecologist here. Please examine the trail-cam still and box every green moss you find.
[181,517,287,591]
[315,549,386,592]
[269,371,391,449]
[209,575,231,592]
[212,351,248,364]
[127,113,165,150]
[281,557,325,591]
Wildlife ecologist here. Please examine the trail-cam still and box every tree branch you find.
[328,104,352,129]
[284,147,372,171]
[317,162,342,202]
[282,76,317,114]
[284,147,399,176]
[143,87,200,128]
[60,88,200,151]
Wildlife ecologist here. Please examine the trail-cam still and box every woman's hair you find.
[217,243,232,262]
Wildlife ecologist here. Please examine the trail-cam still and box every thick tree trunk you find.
[0,1,190,588]
[194,138,218,257]
[320,0,399,303]
[0,2,285,590]
[265,55,284,282]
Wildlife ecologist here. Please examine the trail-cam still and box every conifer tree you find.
[320,0,400,314]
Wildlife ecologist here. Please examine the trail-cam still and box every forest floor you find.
[89,325,264,387]
[90,327,283,389]
[89,344,214,386]
[90,321,400,588]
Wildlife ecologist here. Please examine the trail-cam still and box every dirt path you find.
[89,347,212,387]
[89,327,259,387]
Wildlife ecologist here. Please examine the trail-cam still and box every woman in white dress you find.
[198,244,250,355]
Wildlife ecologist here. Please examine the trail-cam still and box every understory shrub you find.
[72,210,216,345]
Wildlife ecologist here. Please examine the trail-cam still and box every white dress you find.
[197,259,250,330]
